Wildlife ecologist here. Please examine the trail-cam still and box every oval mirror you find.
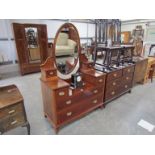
[53,23,80,75]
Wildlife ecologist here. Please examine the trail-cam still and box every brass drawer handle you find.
[127,69,130,72]
[11,120,17,125]
[80,89,84,92]
[113,82,116,86]
[66,112,72,116]
[93,90,98,94]
[66,100,71,105]
[49,71,53,75]
[98,79,103,83]
[111,91,115,95]
[125,85,128,88]
[92,99,98,104]
[8,110,15,114]
[59,91,65,96]
[113,73,117,77]
[126,77,129,80]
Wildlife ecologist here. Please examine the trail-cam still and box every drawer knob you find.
[92,99,98,104]
[113,73,117,77]
[98,79,103,83]
[126,77,129,80]
[125,85,128,88]
[113,82,116,86]
[49,71,53,75]
[111,91,115,95]
[66,100,71,105]
[127,69,130,72]
[8,110,15,114]
[11,120,17,125]
[66,112,72,116]
[59,91,65,96]
[93,90,98,94]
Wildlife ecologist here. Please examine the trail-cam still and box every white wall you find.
[0,19,95,63]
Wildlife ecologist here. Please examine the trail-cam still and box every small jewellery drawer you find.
[0,112,25,132]
[46,69,57,78]
[0,103,23,119]
[55,87,69,101]
[123,66,134,75]
[107,69,122,82]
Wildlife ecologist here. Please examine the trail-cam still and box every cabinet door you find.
[13,23,29,74]
[37,25,48,63]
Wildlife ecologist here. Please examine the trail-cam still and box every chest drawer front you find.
[0,112,26,132]
[123,66,134,75]
[122,73,133,84]
[91,86,104,95]
[107,70,122,82]
[46,70,57,78]
[106,78,122,91]
[96,76,105,85]
[0,103,23,119]
[57,94,103,124]
[55,87,69,102]
[105,89,120,101]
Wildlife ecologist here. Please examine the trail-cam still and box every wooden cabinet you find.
[104,65,135,103]
[40,57,106,133]
[0,85,30,134]
[13,23,49,75]
[121,31,131,44]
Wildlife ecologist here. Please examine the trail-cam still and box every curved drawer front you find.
[107,69,122,82]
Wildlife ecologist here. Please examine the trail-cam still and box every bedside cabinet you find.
[0,85,30,135]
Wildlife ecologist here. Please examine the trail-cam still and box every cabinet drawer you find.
[122,73,133,83]
[105,89,120,101]
[106,78,122,91]
[0,112,26,132]
[123,66,134,75]
[57,94,103,124]
[91,86,104,95]
[121,83,132,91]
[55,87,69,101]
[46,69,57,78]
[107,69,122,82]
[0,103,23,119]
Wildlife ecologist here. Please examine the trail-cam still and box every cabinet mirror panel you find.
[54,23,80,74]
[25,27,41,63]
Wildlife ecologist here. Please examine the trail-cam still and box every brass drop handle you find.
[98,79,103,83]
[11,120,17,125]
[8,110,15,114]
[59,91,65,96]
[126,77,129,80]
[113,82,116,86]
[93,90,98,94]
[125,85,128,88]
[66,100,71,105]
[66,112,72,116]
[127,69,130,72]
[111,91,115,95]
[113,73,117,77]
[93,99,97,104]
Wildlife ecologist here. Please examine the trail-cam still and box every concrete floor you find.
[1,72,155,135]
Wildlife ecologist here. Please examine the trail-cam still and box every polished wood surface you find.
[0,85,30,134]
[40,57,105,133]
[104,65,135,103]
[13,23,49,75]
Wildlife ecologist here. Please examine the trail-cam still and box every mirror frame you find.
[53,23,81,75]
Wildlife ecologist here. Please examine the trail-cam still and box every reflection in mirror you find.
[55,24,79,74]
[25,27,41,63]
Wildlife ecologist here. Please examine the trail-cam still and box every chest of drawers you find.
[0,85,30,135]
[104,64,135,103]
[40,58,106,133]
